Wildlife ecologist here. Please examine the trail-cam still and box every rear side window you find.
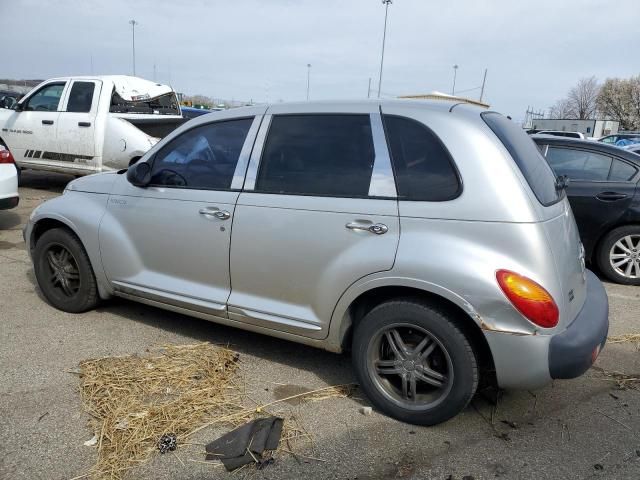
[482,112,560,206]
[256,115,375,197]
[383,115,460,201]
[610,159,637,181]
[66,82,95,113]
[546,147,612,181]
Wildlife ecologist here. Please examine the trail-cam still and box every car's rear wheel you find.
[33,228,98,312]
[597,225,640,285]
[352,299,478,425]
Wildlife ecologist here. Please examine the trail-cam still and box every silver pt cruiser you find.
[24,100,609,425]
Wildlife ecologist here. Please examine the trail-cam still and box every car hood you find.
[65,171,119,194]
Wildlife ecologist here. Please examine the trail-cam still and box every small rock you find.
[83,435,98,447]
[359,406,372,416]
[594,464,604,470]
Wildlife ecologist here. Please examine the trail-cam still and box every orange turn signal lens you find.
[496,270,559,328]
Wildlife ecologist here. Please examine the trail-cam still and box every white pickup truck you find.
[0,76,185,176]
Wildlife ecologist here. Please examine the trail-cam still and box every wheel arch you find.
[29,216,81,253]
[330,280,495,380]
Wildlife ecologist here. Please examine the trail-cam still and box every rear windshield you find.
[482,112,560,206]
[110,90,180,115]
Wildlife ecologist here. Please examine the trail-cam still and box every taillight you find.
[496,269,559,328]
[0,145,15,164]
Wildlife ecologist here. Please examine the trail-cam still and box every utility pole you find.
[452,64,458,95]
[367,77,372,98]
[479,68,488,102]
[377,0,392,98]
[90,54,94,75]
[306,63,311,100]
[129,19,138,76]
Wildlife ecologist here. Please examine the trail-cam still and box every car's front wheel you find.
[597,225,640,285]
[352,299,478,425]
[33,228,98,312]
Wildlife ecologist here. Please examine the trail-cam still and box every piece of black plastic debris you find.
[205,417,283,471]
[594,463,604,470]
[462,476,476,480]
[409,430,416,435]
[609,393,619,400]
[158,433,177,454]
[257,456,275,470]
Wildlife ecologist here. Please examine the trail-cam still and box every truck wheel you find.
[597,225,640,285]
[33,228,99,312]
[352,299,478,426]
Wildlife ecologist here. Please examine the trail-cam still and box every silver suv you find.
[24,100,609,425]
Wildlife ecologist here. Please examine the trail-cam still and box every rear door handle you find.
[199,207,231,220]
[346,222,388,235]
[42,120,54,125]
[596,192,628,201]
[78,122,91,127]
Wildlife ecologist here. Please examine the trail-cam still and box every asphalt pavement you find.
[1,170,638,480]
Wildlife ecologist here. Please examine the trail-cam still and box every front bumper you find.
[548,269,609,379]
[0,195,19,210]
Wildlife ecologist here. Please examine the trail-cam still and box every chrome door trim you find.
[230,114,264,190]
[369,113,397,198]
[112,281,227,316]
[243,114,272,191]
[227,305,322,334]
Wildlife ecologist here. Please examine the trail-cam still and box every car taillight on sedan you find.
[0,145,15,164]
[496,270,559,328]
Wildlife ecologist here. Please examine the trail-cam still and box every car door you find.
[99,111,264,317]
[55,79,101,172]
[545,145,637,255]
[228,105,399,339]
[2,81,66,165]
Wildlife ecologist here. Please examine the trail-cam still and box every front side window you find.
[546,147,612,181]
[255,115,375,197]
[66,82,96,113]
[383,115,460,201]
[24,83,65,112]
[149,118,253,189]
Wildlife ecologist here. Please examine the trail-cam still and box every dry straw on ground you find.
[77,343,353,479]
[608,334,640,348]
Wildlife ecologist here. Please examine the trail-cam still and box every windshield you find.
[110,90,180,115]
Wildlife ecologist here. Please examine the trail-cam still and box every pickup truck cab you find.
[0,76,184,176]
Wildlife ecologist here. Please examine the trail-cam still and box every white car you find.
[0,76,184,177]
[536,130,585,139]
[0,145,18,209]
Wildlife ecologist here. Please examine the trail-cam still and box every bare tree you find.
[548,98,574,119]
[597,75,640,130]
[567,76,600,119]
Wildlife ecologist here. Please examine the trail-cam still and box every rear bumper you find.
[548,269,609,379]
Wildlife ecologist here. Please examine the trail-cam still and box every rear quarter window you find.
[482,112,560,206]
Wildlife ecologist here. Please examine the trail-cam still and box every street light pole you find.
[377,0,392,98]
[129,19,138,76]
[306,63,311,100]
[452,64,458,96]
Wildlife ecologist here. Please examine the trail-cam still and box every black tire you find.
[352,299,478,426]
[33,228,98,313]
[596,225,640,286]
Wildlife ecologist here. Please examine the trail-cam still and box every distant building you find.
[532,118,619,138]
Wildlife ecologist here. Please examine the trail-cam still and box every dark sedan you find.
[533,135,640,285]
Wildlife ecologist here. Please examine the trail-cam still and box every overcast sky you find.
[1,0,638,120]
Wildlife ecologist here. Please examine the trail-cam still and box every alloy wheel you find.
[367,323,454,410]
[44,243,81,298]
[609,234,640,279]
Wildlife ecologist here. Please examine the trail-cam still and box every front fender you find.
[27,192,113,299]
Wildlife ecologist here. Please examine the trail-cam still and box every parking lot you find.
[1,171,639,480]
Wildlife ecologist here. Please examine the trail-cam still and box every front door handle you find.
[78,121,91,127]
[346,222,388,235]
[199,207,231,220]
[42,120,54,125]
[596,192,628,201]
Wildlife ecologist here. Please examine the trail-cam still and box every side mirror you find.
[13,102,24,112]
[127,161,151,187]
